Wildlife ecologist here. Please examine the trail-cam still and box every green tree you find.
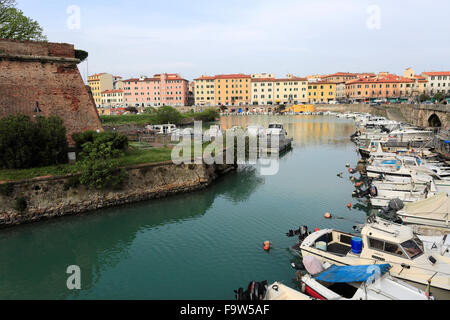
[75,133,128,190]
[194,108,219,122]
[419,94,431,103]
[0,114,68,169]
[0,0,46,41]
[154,106,182,124]
[143,106,156,114]
[434,92,446,103]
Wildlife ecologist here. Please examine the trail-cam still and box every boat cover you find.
[314,264,391,283]
[398,193,449,221]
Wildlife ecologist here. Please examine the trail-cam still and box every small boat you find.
[203,125,223,141]
[264,282,313,300]
[299,261,433,300]
[145,123,179,135]
[291,217,450,299]
[395,193,450,229]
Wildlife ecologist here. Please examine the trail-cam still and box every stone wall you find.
[0,162,235,227]
[0,39,102,145]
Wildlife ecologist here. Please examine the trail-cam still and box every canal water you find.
[0,115,370,300]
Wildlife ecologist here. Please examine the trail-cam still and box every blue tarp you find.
[314,264,391,283]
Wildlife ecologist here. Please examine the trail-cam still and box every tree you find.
[125,106,138,114]
[0,0,46,41]
[419,94,431,103]
[154,106,182,124]
[434,92,446,103]
[0,114,68,169]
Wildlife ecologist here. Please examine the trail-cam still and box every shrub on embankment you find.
[0,115,69,169]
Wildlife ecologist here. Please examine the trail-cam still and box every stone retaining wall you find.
[0,162,235,228]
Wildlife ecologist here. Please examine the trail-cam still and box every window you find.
[384,242,404,257]
[401,240,423,259]
[368,238,384,250]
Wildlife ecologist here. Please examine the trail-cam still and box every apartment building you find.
[88,73,114,107]
[122,73,190,107]
[345,73,424,102]
[194,76,217,106]
[101,89,124,107]
[215,74,251,106]
[421,72,450,95]
[307,81,337,103]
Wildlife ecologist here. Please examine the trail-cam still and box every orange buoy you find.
[355,182,363,188]
[348,168,352,173]
[324,212,332,219]
[315,228,320,232]
[347,203,352,209]
[264,241,271,251]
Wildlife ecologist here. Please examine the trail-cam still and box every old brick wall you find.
[0,39,102,144]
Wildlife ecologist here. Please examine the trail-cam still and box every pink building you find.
[122,73,190,107]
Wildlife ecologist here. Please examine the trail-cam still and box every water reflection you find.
[0,167,264,300]
[220,115,355,147]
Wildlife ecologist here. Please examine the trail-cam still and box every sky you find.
[16,0,450,82]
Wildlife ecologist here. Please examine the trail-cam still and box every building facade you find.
[215,74,251,106]
[345,73,425,102]
[101,89,124,107]
[194,76,216,106]
[421,72,450,95]
[307,81,336,103]
[122,73,190,107]
[88,73,114,107]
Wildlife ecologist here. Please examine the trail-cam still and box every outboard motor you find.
[286,226,309,241]
[353,187,371,198]
[370,185,378,197]
[234,281,268,301]
[378,198,405,223]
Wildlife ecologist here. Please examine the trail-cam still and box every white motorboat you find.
[370,181,437,208]
[264,282,313,300]
[292,217,450,299]
[145,123,179,135]
[395,193,450,229]
[203,125,223,141]
[299,260,433,300]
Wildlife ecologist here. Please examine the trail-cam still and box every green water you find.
[0,115,370,300]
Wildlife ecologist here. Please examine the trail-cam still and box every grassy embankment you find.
[0,146,173,182]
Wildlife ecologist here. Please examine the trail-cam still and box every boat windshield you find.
[401,239,424,259]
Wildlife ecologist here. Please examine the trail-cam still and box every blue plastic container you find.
[351,237,363,255]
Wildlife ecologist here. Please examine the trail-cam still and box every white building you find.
[101,89,124,107]
[421,72,450,95]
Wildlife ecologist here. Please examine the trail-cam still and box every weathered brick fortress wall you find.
[0,39,102,144]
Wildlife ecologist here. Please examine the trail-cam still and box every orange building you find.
[215,74,251,106]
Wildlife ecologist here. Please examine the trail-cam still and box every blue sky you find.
[16,0,450,81]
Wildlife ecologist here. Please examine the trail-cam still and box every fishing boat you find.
[299,261,433,300]
[291,217,450,299]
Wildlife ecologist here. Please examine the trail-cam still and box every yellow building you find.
[307,81,336,103]
[251,75,308,105]
[194,75,216,106]
[88,73,114,107]
[273,76,308,104]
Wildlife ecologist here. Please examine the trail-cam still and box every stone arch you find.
[428,113,442,128]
